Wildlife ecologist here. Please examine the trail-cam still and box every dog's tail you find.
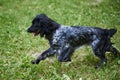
[105,29,117,37]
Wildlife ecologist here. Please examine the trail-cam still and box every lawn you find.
[0,0,120,80]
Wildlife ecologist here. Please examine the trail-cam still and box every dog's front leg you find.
[109,46,120,57]
[57,47,74,62]
[31,48,54,64]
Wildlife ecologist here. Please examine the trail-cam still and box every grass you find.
[0,0,120,80]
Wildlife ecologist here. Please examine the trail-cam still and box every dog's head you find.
[27,14,60,37]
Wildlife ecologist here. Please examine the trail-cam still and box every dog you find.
[27,14,119,69]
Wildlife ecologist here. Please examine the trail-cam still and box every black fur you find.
[27,14,119,69]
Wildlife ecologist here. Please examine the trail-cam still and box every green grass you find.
[0,0,120,80]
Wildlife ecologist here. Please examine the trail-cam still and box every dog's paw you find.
[31,60,39,64]
[95,61,107,69]
[65,58,71,62]
[95,65,100,69]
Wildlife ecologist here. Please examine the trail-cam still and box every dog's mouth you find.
[34,29,40,36]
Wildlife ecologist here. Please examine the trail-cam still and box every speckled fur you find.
[27,14,119,69]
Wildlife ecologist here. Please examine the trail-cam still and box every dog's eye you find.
[32,18,40,24]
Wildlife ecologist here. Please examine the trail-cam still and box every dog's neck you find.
[45,23,60,40]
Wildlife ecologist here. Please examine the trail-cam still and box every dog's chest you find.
[52,28,66,45]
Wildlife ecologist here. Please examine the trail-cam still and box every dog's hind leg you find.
[31,48,55,64]
[108,46,120,57]
[91,39,107,69]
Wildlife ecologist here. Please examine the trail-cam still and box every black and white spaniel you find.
[27,14,119,69]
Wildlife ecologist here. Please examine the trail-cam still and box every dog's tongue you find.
[34,30,40,36]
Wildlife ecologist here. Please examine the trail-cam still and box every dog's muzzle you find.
[27,28,40,36]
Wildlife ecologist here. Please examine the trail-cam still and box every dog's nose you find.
[27,29,29,32]
[27,28,31,32]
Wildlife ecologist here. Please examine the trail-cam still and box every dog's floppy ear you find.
[39,14,60,37]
